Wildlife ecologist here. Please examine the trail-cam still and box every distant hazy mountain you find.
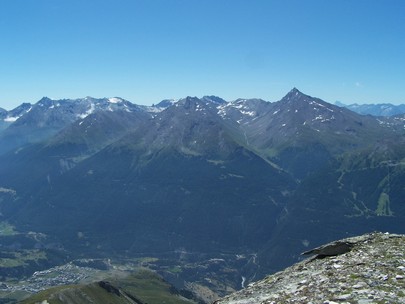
[1,88,405,291]
[335,101,405,116]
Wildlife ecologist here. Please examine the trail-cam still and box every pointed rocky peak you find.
[154,96,207,112]
[280,87,309,103]
[181,96,200,103]
[229,97,270,110]
[154,97,203,118]
[155,99,179,109]
[202,95,227,105]
[176,96,205,110]
[37,96,55,106]
[277,88,337,113]
[290,87,302,94]
[9,102,32,113]
[4,103,33,122]
[38,96,53,102]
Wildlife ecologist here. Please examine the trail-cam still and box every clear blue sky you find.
[1,0,404,109]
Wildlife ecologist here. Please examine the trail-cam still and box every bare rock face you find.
[215,232,405,304]
[301,241,354,257]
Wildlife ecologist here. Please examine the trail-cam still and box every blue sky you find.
[1,0,404,109]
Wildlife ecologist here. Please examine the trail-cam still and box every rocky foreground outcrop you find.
[215,232,405,304]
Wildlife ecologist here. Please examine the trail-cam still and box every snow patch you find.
[0,187,16,195]
[108,97,122,104]
[240,110,255,116]
[313,114,335,123]
[217,106,228,118]
[309,100,334,112]
[78,103,95,119]
[195,104,204,111]
[4,116,19,122]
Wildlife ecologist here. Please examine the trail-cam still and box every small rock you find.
[381,275,389,281]
[395,275,404,280]
[352,282,367,289]
[358,300,373,304]
[335,294,351,300]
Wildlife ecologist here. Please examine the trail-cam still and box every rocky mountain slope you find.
[215,232,405,304]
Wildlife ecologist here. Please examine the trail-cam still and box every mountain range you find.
[1,88,405,300]
[335,100,405,116]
